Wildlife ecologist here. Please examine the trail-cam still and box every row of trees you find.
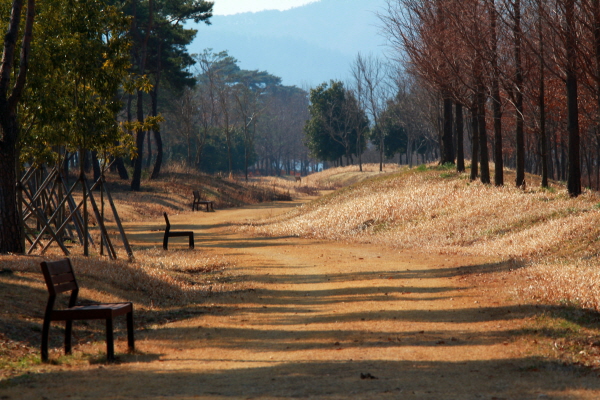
[304,53,443,172]
[0,0,214,253]
[160,50,311,179]
[380,0,600,196]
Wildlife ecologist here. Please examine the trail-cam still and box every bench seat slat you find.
[167,231,194,237]
[51,303,133,321]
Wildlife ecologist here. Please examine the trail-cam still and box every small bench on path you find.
[40,258,135,362]
[163,212,194,250]
[192,189,214,212]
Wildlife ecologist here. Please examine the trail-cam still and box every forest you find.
[3,0,600,253]
[381,0,600,197]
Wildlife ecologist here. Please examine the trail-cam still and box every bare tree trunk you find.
[456,102,465,172]
[470,104,479,180]
[477,83,490,184]
[565,0,581,196]
[441,95,454,164]
[514,0,525,188]
[539,0,548,188]
[490,0,503,186]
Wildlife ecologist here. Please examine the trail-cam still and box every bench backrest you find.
[193,190,200,200]
[40,259,79,296]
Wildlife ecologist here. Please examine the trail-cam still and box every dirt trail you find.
[4,200,600,399]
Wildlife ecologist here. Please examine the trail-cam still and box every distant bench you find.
[192,190,214,212]
[163,212,194,250]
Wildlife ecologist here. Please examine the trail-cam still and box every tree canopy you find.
[304,80,368,165]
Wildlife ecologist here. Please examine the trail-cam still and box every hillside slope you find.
[243,165,600,310]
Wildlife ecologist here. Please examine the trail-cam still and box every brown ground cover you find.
[2,165,600,399]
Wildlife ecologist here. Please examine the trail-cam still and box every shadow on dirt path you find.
[4,200,600,399]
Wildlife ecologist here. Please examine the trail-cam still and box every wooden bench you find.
[40,258,134,362]
[163,212,194,250]
[192,190,214,212]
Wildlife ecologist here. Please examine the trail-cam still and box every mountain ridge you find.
[189,0,388,87]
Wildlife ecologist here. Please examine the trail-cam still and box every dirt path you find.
[4,200,600,399]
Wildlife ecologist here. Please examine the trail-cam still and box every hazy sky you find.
[212,0,320,15]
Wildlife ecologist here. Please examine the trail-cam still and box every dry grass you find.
[0,250,239,308]
[91,166,292,223]
[240,165,600,311]
[0,248,241,379]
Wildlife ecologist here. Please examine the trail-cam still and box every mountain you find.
[188,0,389,87]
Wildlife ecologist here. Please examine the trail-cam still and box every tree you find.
[127,0,213,190]
[0,0,35,254]
[233,70,281,181]
[351,53,391,171]
[305,81,368,166]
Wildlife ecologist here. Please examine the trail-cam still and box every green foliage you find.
[415,164,427,172]
[304,80,368,162]
[372,101,408,158]
[197,130,255,173]
[20,0,134,166]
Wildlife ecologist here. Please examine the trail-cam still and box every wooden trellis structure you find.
[18,163,134,260]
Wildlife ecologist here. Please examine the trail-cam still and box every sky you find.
[212,0,320,15]
[190,0,388,87]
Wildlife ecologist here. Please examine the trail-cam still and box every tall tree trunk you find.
[114,153,129,180]
[477,83,490,184]
[0,117,22,253]
[0,0,34,254]
[514,0,525,187]
[130,0,152,191]
[150,84,163,180]
[470,103,479,180]
[593,0,600,190]
[456,102,465,172]
[150,41,162,180]
[539,0,548,188]
[127,93,134,167]
[441,95,454,164]
[146,124,152,169]
[91,150,101,182]
[565,0,581,196]
[490,0,504,186]
[130,90,145,191]
[378,125,384,171]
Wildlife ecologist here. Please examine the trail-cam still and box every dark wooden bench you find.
[163,212,194,250]
[40,258,134,362]
[192,190,214,212]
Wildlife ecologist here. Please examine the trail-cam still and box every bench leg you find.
[189,233,194,249]
[163,234,168,250]
[127,311,135,351]
[65,320,73,355]
[106,318,114,361]
[41,318,51,362]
